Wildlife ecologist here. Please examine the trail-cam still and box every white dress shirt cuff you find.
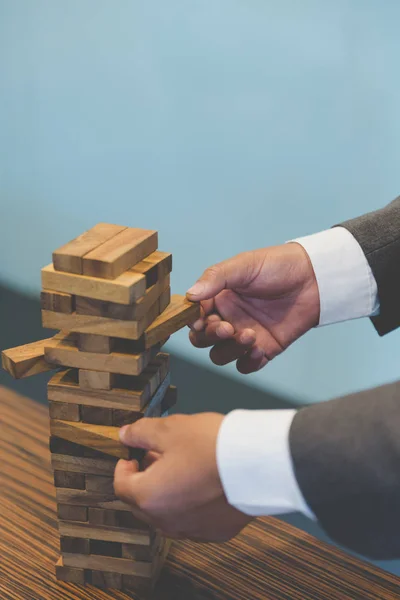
[216,409,314,519]
[293,227,379,326]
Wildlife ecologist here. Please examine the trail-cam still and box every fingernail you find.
[239,332,254,345]
[187,282,205,297]
[119,425,129,442]
[192,318,205,332]
[250,347,264,360]
[217,323,231,337]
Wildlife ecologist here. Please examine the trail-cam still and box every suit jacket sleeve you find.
[289,380,400,559]
[339,196,400,335]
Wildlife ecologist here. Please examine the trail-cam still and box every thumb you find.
[186,256,246,301]
[119,418,166,453]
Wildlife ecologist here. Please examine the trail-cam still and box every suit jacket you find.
[289,196,400,559]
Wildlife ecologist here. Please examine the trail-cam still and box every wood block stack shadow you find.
[2,223,200,595]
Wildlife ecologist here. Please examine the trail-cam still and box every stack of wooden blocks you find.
[2,223,200,595]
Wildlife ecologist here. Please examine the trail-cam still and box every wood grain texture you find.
[62,552,152,577]
[44,332,154,376]
[1,337,58,379]
[50,419,130,459]
[57,504,88,522]
[42,263,146,305]
[58,521,153,545]
[55,488,131,511]
[131,250,172,288]
[52,223,126,274]
[54,470,85,489]
[49,401,81,421]
[48,357,169,411]
[78,369,115,391]
[85,474,114,495]
[2,386,400,600]
[88,508,149,530]
[77,333,113,354]
[143,294,201,348]
[41,289,75,313]
[76,275,170,321]
[52,454,117,476]
[82,228,158,280]
[42,299,160,340]
[81,405,113,425]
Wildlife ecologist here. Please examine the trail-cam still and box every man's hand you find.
[114,414,252,541]
[187,243,320,373]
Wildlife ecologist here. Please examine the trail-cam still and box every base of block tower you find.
[55,539,171,594]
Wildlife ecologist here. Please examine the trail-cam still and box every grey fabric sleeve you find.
[339,196,400,335]
[289,380,400,559]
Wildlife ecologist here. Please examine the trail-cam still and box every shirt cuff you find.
[293,227,379,326]
[216,409,314,519]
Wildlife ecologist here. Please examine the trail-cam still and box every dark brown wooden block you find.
[50,420,130,459]
[80,405,113,425]
[60,536,90,554]
[49,436,84,457]
[161,385,178,414]
[55,557,85,585]
[121,541,156,562]
[112,408,141,427]
[89,540,122,558]
[87,508,148,531]
[82,446,117,461]
[52,454,116,476]
[85,475,114,495]
[57,504,88,522]
[49,401,80,422]
[40,289,75,313]
[54,470,85,490]
[86,570,123,589]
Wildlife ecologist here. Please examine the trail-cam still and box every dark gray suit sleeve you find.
[339,196,400,336]
[289,381,400,559]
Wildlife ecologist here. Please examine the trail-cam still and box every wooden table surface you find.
[1,385,399,600]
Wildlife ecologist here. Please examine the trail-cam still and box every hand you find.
[186,243,320,374]
[114,414,252,541]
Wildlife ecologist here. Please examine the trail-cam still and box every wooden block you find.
[52,454,116,476]
[88,508,148,531]
[90,540,122,558]
[78,370,115,391]
[122,535,160,561]
[60,536,90,554]
[54,470,85,489]
[40,289,74,313]
[1,337,57,379]
[48,357,169,411]
[81,405,113,425]
[75,274,170,321]
[85,474,114,495]
[53,223,126,274]
[161,385,177,414]
[49,436,84,457]
[159,286,171,313]
[82,227,158,280]
[41,263,146,305]
[57,504,88,522]
[77,333,113,354]
[62,553,152,577]
[49,401,80,421]
[88,570,122,589]
[112,408,141,427]
[132,250,172,288]
[58,521,152,545]
[45,332,152,376]
[42,298,160,340]
[50,420,129,459]
[55,556,85,585]
[143,294,200,348]
[82,446,118,460]
[122,539,171,593]
[56,488,126,509]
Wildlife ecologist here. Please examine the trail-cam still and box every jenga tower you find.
[2,223,200,595]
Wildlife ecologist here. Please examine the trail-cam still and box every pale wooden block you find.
[82,227,158,280]
[41,263,146,305]
[78,369,115,391]
[77,333,113,354]
[130,250,172,288]
[49,401,80,421]
[50,419,129,458]
[2,337,57,379]
[144,294,200,348]
[62,553,152,577]
[52,223,126,274]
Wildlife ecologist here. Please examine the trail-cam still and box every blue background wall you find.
[2,0,400,404]
[2,0,400,576]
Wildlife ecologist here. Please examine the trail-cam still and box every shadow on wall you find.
[0,283,294,413]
